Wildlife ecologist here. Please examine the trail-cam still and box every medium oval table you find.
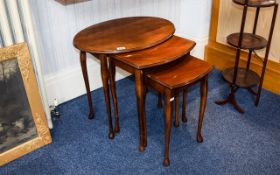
[110,36,196,152]
[73,17,175,149]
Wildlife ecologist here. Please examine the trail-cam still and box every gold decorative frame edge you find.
[0,43,52,166]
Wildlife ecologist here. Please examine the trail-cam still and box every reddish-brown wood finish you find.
[174,92,180,128]
[197,76,208,143]
[108,59,120,133]
[135,69,147,151]
[80,51,94,119]
[74,17,175,143]
[145,56,213,89]
[73,17,175,54]
[173,88,188,127]
[163,90,172,167]
[110,36,196,151]
[100,54,115,139]
[144,55,213,166]
[113,36,196,69]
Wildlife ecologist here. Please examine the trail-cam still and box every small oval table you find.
[73,17,175,148]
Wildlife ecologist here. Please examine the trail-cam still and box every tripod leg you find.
[215,86,245,114]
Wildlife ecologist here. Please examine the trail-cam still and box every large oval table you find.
[73,17,175,150]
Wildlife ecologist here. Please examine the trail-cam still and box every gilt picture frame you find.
[0,43,51,166]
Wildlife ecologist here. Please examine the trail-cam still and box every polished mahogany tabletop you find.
[113,36,196,69]
[145,55,213,89]
[73,16,175,54]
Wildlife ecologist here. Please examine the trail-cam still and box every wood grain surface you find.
[145,55,213,89]
[113,36,196,69]
[227,33,268,50]
[73,17,175,54]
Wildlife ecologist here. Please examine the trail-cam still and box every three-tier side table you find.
[216,0,278,113]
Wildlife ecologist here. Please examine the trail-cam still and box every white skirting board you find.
[44,56,129,106]
[44,36,209,106]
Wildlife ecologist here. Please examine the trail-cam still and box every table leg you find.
[143,86,147,147]
[174,92,179,128]
[135,70,146,151]
[163,90,172,167]
[182,88,188,123]
[80,51,94,119]
[100,54,114,139]
[197,76,208,143]
[108,58,120,133]
[157,93,163,108]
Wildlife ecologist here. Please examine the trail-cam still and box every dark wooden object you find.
[222,68,260,87]
[55,0,90,5]
[227,33,267,50]
[174,88,188,128]
[80,51,94,119]
[144,55,213,166]
[157,93,163,108]
[233,0,276,7]
[216,0,278,113]
[110,36,196,151]
[73,17,175,141]
[182,89,188,123]
[157,88,188,128]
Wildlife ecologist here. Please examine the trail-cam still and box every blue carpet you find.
[1,69,280,175]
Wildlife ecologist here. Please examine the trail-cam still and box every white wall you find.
[29,0,212,105]
[178,0,212,58]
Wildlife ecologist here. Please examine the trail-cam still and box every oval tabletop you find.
[113,36,196,69]
[73,17,175,54]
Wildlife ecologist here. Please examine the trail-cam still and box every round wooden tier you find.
[227,33,267,50]
[222,68,260,88]
[233,0,276,7]
[73,17,175,54]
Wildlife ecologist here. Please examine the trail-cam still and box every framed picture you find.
[0,43,51,166]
